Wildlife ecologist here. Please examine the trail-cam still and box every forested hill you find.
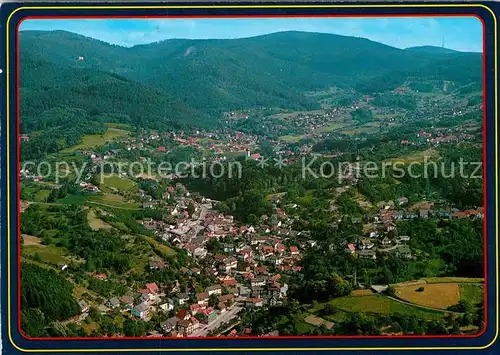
[20,52,209,133]
[20,30,482,125]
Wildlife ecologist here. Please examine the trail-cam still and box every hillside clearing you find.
[87,209,113,230]
[62,128,129,153]
[22,234,43,246]
[143,235,176,257]
[304,315,334,329]
[386,149,439,165]
[278,135,303,143]
[22,244,68,265]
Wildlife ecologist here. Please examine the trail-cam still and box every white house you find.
[177,293,189,305]
[205,285,222,296]
[160,298,175,312]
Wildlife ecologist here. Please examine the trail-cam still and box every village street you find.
[189,305,242,337]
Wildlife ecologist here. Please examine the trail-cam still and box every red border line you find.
[15,13,489,342]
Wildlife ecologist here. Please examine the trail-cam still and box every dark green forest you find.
[21,263,81,337]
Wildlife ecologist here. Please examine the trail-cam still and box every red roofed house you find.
[380,211,394,222]
[157,146,166,152]
[453,211,468,218]
[239,248,253,260]
[254,266,268,274]
[384,222,396,232]
[274,243,286,255]
[289,246,299,256]
[261,245,274,256]
[245,298,264,308]
[190,304,202,315]
[346,243,356,254]
[223,278,237,286]
[464,209,484,218]
[250,153,261,160]
[196,293,209,305]
[201,307,218,322]
[243,272,255,279]
[146,283,159,294]
[276,208,286,219]
[176,308,190,321]
[93,273,108,280]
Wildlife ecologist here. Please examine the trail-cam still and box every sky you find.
[20,17,483,52]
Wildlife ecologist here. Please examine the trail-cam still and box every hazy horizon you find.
[19,17,483,52]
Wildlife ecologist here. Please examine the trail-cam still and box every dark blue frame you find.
[1,2,498,354]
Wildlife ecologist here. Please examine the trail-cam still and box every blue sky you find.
[20,17,482,52]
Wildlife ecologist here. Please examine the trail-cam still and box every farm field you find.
[278,135,303,143]
[423,277,484,284]
[314,122,350,134]
[62,127,129,153]
[99,174,137,192]
[351,289,375,296]
[385,148,439,165]
[341,122,380,135]
[311,294,445,320]
[394,283,460,310]
[304,315,334,329]
[88,193,140,209]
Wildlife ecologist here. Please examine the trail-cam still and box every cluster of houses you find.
[157,285,240,336]
[345,234,412,260]
[82,275,240,337]
[115,129,262,160]
[342,197,484,260]
[79,181,100,193]
[74,182,306,337]
[399,124,479,148]
[133,185,308,322]
[19,169,45,183]
[374,201,484,223]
